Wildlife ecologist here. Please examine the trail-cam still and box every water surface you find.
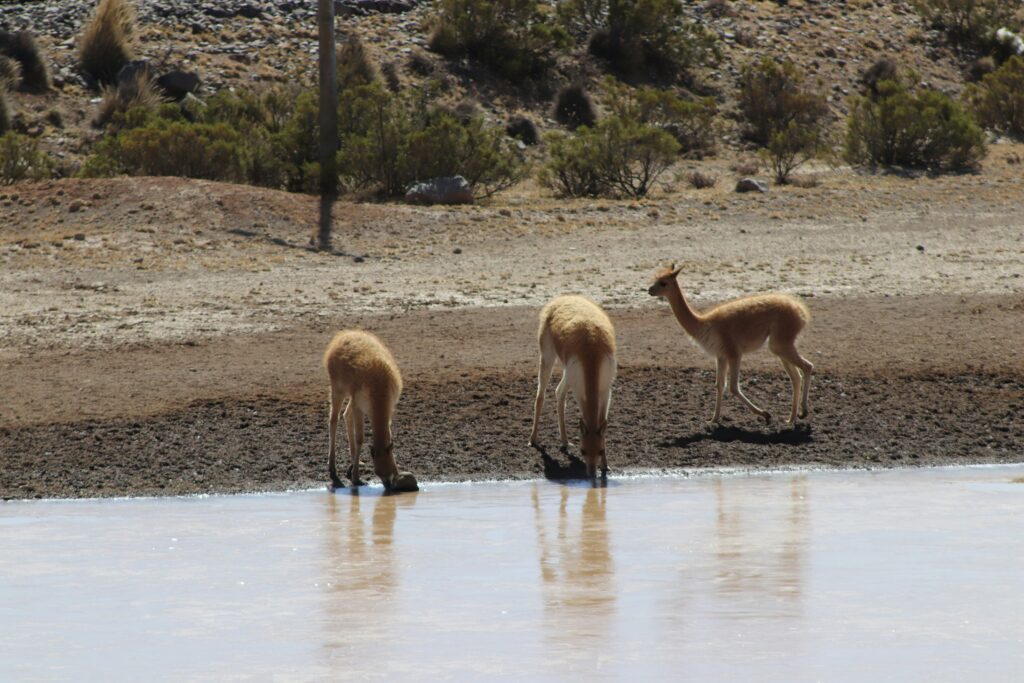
[2,467,1023,681]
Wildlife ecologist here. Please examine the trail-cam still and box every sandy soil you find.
[2,157,1024,498]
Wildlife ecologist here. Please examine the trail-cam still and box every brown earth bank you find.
[3,299,1023,500]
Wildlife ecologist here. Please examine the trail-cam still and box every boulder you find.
[404,176,474,206]
[735,178,769,193]
[392,471,419,492]
[115,60,151,86]
[157,71,201,101]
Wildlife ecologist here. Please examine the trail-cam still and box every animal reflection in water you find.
[532,485,616,650]
[711,476,809,608]
[319,491,415,598]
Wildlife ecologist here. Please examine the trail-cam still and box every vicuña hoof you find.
[762,412,772,425]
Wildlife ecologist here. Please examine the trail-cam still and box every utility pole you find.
[316,0,338,251]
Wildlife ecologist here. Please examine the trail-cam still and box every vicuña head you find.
[647,263,683,298]
[648,263,814,426]
[529,295,617,479]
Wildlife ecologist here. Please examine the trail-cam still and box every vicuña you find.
[323,330,416,491]
[529,295,617,478]
[648,264,813,425]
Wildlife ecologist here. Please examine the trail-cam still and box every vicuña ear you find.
[671,263,682,277]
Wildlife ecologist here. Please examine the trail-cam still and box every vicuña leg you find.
[372,421,398,489]
[776,345,814,419]
[779,358,802,424]
[328,389,345,487]
[529,348,556,446]
[727,356,771,425]
[555,368,570,449]
[344,403,366,486]
[711,356,727,424]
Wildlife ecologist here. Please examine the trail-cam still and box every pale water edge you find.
[4,461,1023,503]
[2,466,1023,682]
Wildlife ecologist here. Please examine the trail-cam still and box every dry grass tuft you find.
[0,55,19,89]
[93,70,166,128]
[786,174,821,188]
[686,170,718,189]
[0,86,11,135]
[554,84,597,131]
[79,0,138,86]
[337,35,379,91]
[731,159,761,176]
[0,30,51,92]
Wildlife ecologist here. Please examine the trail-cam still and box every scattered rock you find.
[157,71,200,101]
[735,178,769,193]
[404,176,474,205]
[392,471,419,492]
[335,0,419,16]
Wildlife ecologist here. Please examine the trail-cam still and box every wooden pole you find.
[316,0,338,251]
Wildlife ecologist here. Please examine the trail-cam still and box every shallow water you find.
[3,467,1024,682]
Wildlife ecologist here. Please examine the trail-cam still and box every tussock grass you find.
[0,30,51,92]
[0,55,19,89]
[93,70,166,129]
[0,86,11,135]
[554,84,596,131]
[79,0,138,86]
[337,35,379,91]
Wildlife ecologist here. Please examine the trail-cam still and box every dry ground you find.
[2,151,1024,498]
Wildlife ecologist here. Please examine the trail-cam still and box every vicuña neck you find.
[665,283,707,338]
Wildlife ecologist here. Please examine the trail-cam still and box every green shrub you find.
[738,58,829,147]
[603,78,718,158]
[561,0,719,81]
[428,0,570,82]
[81,121,246,180]
[539,116,680,197]
[910,0,1016,49]
[0,132,53,183]
[79,0,137,85]
[761,120,830,184]
[0,30,51,92]
[738,58,830,182]
[966,55,1024,137]
[844,80,986,171]
[338,84,524,197]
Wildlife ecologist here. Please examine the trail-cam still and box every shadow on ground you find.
[660,423,813,449]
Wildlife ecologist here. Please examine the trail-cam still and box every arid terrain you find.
[2,149,1023,498]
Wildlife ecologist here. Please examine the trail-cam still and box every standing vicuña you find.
[528,295,617,478]
[323,330,416,491]
[648,264,813,425]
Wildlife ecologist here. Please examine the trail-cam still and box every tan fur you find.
[648,265,813,425]
[529,295,617,478]
[323,330,404,489]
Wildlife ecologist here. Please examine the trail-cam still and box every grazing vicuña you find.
[529,295,617,478]
[323,330,414,491]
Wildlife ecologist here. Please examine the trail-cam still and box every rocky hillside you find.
[0,0,1003,172]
